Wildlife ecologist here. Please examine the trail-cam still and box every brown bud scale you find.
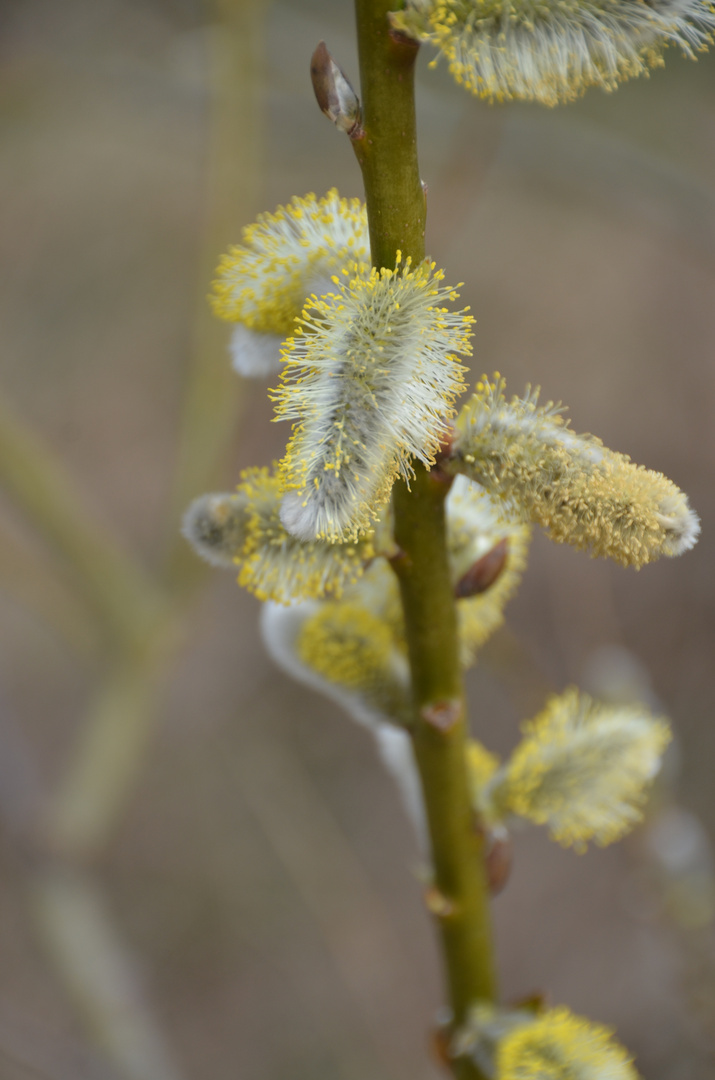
[455,538,508,599]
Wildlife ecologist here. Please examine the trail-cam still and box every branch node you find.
[424,883,458,918]
[421,699,461,733]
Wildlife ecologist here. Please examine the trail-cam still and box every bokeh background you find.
[1,1,714,1078]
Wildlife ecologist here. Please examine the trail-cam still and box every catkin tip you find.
[181,493,244,569]
[656,496,701,556]
[279,491,318,542]
[229,325,284,378]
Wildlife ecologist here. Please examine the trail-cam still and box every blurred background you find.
[1,0,714,1077]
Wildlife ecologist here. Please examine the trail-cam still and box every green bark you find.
[352,2,497,1076]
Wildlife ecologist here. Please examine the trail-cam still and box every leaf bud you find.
[484,823,512,895]
[310,41,362,136]
[455,537,508,599]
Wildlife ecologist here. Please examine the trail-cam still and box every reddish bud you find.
[455,538,508,599]
[310,42,362,136]
[431,1020,453,1069]
[485,825,512,895]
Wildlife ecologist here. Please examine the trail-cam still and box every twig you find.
[352,3,496,1076]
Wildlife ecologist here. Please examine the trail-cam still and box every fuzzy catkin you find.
[295,601,413,725]
[392,0,715,106]
[274,257,472,542]
[182,469,372,603]
[449,375,700,568]
[489,688,671,849]
[212,190,369,337]
[496,1006,639,1079]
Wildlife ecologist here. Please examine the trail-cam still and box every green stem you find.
[353,1,496,1074]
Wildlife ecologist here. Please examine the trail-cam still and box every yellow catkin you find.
[495,688,671,850]
[296,601,412,724]
[237,468,373,602]
[182,467,373,603]
[211,190,369,336]
[451,375,699,569]
[273,257,472,542]
[496,1006,640,1080]
[392,0,715,106]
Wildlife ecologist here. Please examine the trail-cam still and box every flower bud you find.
[446,476,530,664]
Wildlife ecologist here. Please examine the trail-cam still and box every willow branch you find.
[352,2,496,1074]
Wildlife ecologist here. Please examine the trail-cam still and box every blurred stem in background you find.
[166,0,264,593]
[0,1,263,1077]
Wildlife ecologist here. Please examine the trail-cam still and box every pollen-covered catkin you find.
[495,1006,640,1080]
[260,595,412,728]
[212,190,370,376]
[212,190,369,337]
[182,468,372,603]
[490,688,671,849]
[274,257,472,542]
[449,375,700,568]
[296,601,413,725]
[326,484,529,667]
[391,0,715,106]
